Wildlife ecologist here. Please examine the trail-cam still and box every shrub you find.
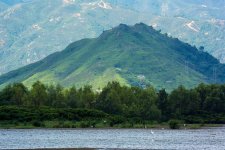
[169,120,180,129]
[109,116,126,127]
[32,120,44,127]
[62,123,71,128]
[79,121,90,128]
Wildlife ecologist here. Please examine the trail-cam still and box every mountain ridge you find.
[0,23,224,90]
[0,0,224,75]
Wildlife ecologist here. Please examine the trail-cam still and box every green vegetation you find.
[1,23,225,91]
[0,81,225,129]
[169,120,180,129]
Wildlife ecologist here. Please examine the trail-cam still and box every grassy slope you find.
[0,23,225,90]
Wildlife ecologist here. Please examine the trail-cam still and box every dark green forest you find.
[0,81,225,128]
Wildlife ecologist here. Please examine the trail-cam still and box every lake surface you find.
[0,127,225,150]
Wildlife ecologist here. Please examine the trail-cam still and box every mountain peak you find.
[115,23,153,31]
[100,23,155,37]
[116,23,131,31]
[134,22,149,27]
[98,23,132,39]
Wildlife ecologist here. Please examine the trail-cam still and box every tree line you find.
[0,81,225,123]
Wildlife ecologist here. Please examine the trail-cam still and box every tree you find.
[196,83,209,110]
[138,87,161,120]
[203,86,225,113]
[0,83,27,106]
[168,86,189,118]
[157,89,168,116]
[186,89,200,115]
[46,85,56,107]
[100,89,122,114]
[65,86,78,108]
[168,86,200,118]
[0,84,13,105]
[11,83,28,106]
[52,84,66,108]
[80,85,96,109]
[96,82,122,114]
[157,89,168,121]
[29,81,47,107]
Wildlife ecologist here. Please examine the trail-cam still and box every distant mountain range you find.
[0,23,224,90]
[0,0,224,75]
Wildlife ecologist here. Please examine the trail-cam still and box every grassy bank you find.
[0,106,224,130]
[0,120,223,129]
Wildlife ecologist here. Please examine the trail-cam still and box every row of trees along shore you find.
[0,81,225,126]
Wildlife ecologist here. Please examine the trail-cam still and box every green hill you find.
[0,23,225,90]
[0,0,225,75]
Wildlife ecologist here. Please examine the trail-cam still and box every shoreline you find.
[20,148,151,150]
[20,149,98,150]
[20,148,192,150]
[19,149,102,150]
[0,124,223,130]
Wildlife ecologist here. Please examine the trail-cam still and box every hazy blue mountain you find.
[0,23,224,91]
[0,0,31,5]
[0,1,8,12]
[0,0,224,74]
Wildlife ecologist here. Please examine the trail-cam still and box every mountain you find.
[0,1,8,12]
[0,23,225,90]
[0,0,224,75]
[0,0,29,5]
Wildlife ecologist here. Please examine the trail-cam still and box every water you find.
[0,127,225,150]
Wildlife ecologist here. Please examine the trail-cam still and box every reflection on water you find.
[0,127,225,150]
